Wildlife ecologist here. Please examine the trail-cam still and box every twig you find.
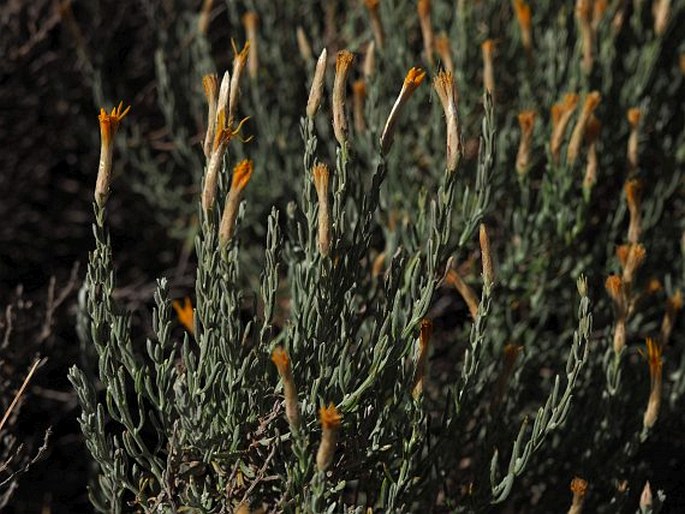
[0,358,45,434]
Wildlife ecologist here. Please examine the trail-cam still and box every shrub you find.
[70,1,683,512]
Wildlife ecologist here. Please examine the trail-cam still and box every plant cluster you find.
[1,0,683,512]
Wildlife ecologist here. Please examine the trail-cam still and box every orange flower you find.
[513,0,532,30]
[627,107,641,128]
[642,338,663,429]
[380,66,426,154]
[98,102,130,149]
[95,101,130,207]
[317,402,341,471]
[605,275,623,302]
[404,66,426,92]
[172,297,194,333]
[319,402,342,429]
[271,346,290,377]
[231,159,254,192]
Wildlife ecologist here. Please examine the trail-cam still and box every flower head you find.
[513,0,532,30]
[319,403,342,430]
[271,346,291,377]
[605,275,623,303]
[570,476,588,497]
[172,297,194,334]
[404,66,426,92]
[625,178,642,211]
[231,159,254,192]
[627,107,641,128]
[332,50,355,146]
[98,102,131,148]
[380,66,425,154]
[518,110,536,133]
[95,101,130,207]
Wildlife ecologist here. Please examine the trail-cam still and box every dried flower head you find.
[550,93,579,162]
[642,338,663,429]
[627,107,641,128]
[625,178,642,211]
[623,243,647,283]
[433,70,461,172]
[480,223,494,289]
[317,402,341,471]
[576,0,595,73]
[219,159,254,245]
[380,67,426,154]
[231,159,254,193]
[570,476,588,497]
[332,50,355,147]
[513,0,533,54]
[481,39,496,95]
[412,319,433,399]
[95,102,131,208]
[625,178,642,244]
[312,163,332,256]
[616,244,630,268]
[98,102,130,154]
[319,403,341,429]
[605,275,623,303]
[271,346,290,376]
[271,346,300,430]
[516,110,536,176]
[567,91,601,165]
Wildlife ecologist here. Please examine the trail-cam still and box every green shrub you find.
[70,1,683,512]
